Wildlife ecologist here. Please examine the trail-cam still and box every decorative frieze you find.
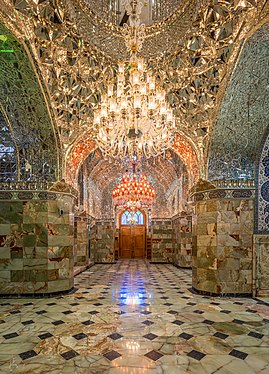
[192,188,255,202]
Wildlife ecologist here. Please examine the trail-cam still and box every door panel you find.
[120,225,145,259]
[120,226,132,259]
[133,226,145,258]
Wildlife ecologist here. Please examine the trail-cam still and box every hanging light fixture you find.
[93,0,176,160]
[112,161,156,211]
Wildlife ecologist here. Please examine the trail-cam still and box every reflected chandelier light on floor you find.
[93,0,176,160]
[112,162,155,211]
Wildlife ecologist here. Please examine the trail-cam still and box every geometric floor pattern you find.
[0,260,269,373]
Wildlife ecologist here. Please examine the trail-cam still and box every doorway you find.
[119,210,146,259]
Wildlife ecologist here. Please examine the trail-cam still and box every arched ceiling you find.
[82,149,188,218]
[208,22,269,180]
[87,150,184,192]
[66,132,199,186]
[0,0,269,185]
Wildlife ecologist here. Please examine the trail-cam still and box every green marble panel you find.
[23,234,37,247]
[48,236,73,246]
[22,224,35,233]
[0,248,10,258]
[35,224,48,246]
[23,258,48,270]
[48,246,71,259]
[48,269,59,281]
[23,270,48,282]
[47,279,73,293]
[11,270,23,282]
[0,270,10,281]
[10,247,23,259]
[0,224,11,235]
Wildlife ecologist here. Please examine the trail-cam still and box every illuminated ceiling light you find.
[94,0,176,160]
[112,160,155,211]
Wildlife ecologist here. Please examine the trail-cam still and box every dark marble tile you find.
[52,320,65,325]
[3,332,19,339]
[214,332,229,340]
[144,350,163,361]
[179,332,193,340]
[103,350,122,361]
[248,331,264,339]
[232,319,245,324]
[22,320,34,325]
[142,320,154,326]
[73,333,87,340]
[187,350,206,361]
[61,350,79,360]
[19,350,37,360]
[38,332,53,340]
[143,333,158,340]
[108,333,123,340]
[202,319,215,325]
[141,311,151,315]
[229,349,248,360]
[172,320,184,326]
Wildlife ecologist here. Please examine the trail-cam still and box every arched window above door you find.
[121,210,144,225]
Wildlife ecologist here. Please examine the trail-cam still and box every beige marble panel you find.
[254,235,269,296]
[192,196,253,295]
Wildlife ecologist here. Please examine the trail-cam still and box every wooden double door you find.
[120,225,145,259]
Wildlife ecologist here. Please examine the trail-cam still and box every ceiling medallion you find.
[112,159,156,211]
[93,0,176,160]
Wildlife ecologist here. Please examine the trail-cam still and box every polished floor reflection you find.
[0,260,269,373]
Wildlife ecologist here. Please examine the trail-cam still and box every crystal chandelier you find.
[93,0,176,160]
[112,162,156,211]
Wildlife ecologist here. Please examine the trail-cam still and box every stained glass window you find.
[121,210,144,225]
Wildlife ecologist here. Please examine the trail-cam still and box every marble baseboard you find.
[73,261,94,277]
[192,286,252,298]
[0,286,77,298]
[173,263,192,269]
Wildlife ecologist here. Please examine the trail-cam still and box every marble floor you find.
[0,261,269,373]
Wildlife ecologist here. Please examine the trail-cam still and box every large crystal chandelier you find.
[93,0,175,160]
[112,162,156,211]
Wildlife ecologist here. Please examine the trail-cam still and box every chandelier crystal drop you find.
[93,0,176,160]
[112,163,156,211]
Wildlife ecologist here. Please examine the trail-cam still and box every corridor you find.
[0,261,269,373]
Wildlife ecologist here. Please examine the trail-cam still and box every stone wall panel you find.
[192,190,253,295]
[0,193,74,295]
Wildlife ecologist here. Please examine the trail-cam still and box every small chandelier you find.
[112,162,156,211]
[93,0,175,160]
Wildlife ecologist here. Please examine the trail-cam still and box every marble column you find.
[0,190,75,295]
[253,235,269,296]
[151,219,173,262]
[172,214,192,268]
[191,183,254,295]
[93,220,115,263]
[74,213,90,266]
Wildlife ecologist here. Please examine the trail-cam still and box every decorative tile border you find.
[191,188,255,202]
[256,129,269,234]
[0,190,75,200]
